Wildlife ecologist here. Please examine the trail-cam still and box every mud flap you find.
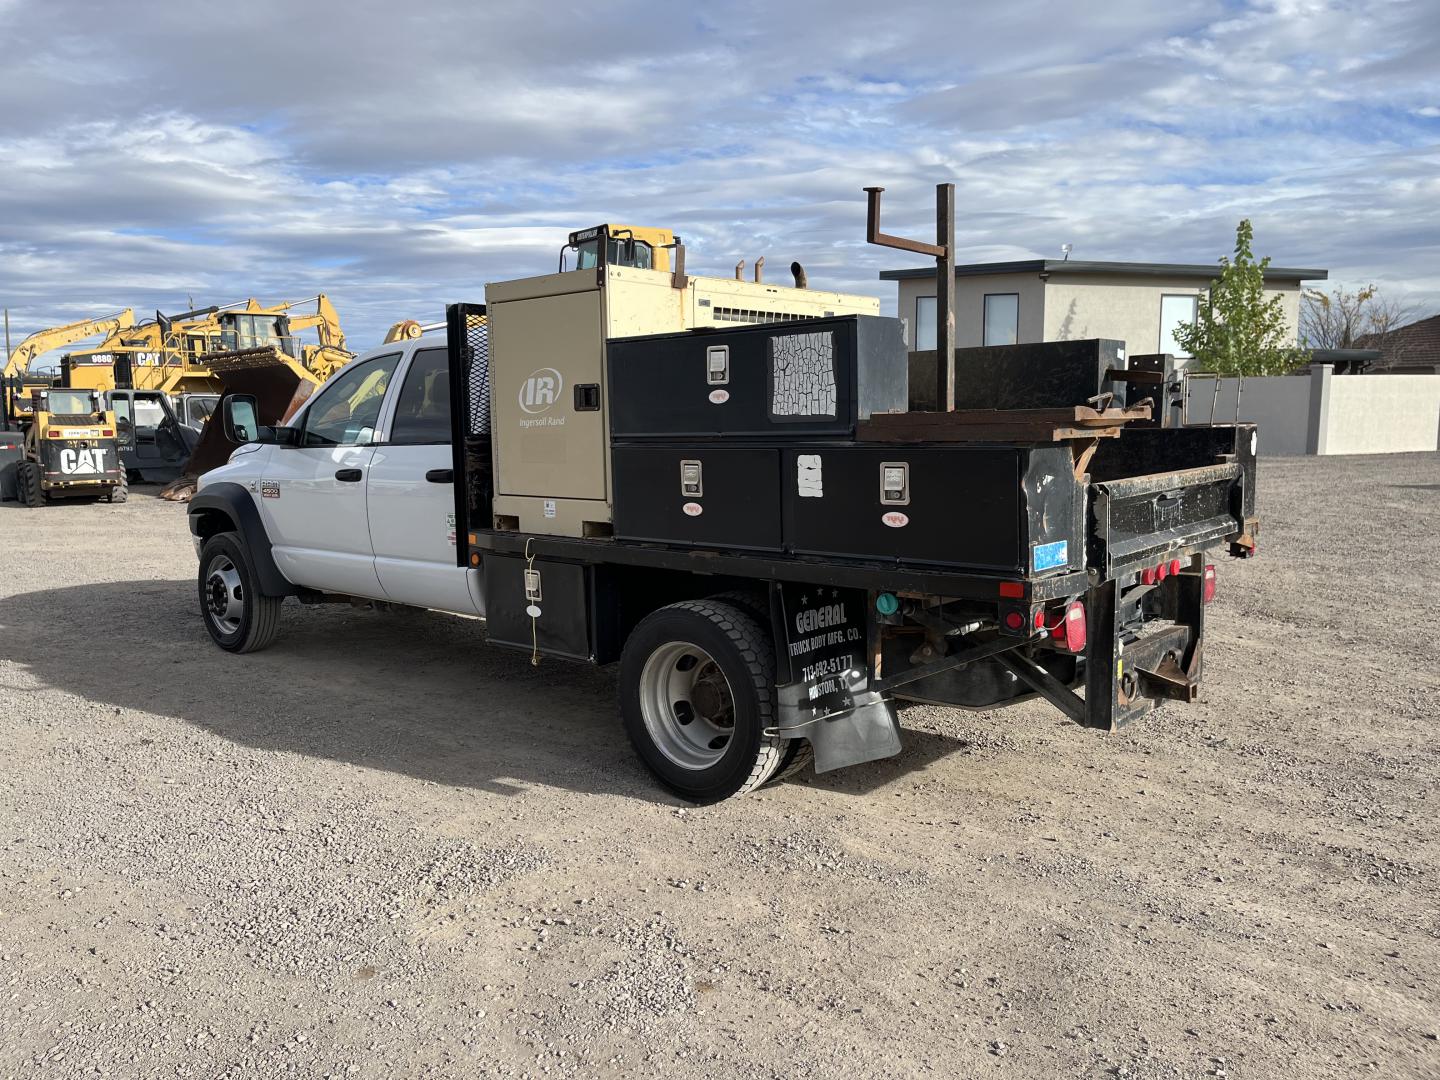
[777,685,901,773]
[771,582,902,773]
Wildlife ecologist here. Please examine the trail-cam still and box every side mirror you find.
[223,394,268,445]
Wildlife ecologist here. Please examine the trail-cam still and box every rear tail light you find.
[1168,558,1182,577]
[102,429,114,436]
[1203,564,1217,604]
[1060,600,1087,652]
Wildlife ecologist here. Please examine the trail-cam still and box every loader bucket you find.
[160,347,321,501]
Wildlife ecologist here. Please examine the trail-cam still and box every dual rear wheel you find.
[620,598,808,803]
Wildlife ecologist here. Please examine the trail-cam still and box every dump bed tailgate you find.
[1090,460,1244,578]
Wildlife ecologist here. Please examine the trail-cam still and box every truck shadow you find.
[0,580,968,802]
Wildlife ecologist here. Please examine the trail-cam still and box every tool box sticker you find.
[778,584,868,715]
[768,331,837,421]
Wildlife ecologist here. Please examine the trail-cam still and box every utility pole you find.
[863,183,957,411]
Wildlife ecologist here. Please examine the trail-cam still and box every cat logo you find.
[59,448,108,474]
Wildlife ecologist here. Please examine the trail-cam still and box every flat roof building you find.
[880,260,1328,361]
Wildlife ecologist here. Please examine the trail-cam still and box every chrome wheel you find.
[638,642,737,770]
[204,554,245,635]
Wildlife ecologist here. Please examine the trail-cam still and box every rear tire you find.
[620,600,785,803]
[106,471,129,504]
[16,461,43,508]
[198,531,283,653]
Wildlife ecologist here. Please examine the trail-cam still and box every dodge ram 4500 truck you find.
[189,215,1258,803]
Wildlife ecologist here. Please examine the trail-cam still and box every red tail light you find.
[1061,600,1087,652]
[1168,558,1182,577]
[1202,564,1217,604]
[102,429,114,436]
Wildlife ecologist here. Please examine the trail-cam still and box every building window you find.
[1160,294,1199,357]
[915,295,936,350]
[983,293,1019,347]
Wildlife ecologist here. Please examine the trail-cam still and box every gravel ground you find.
[1,453,1437,1080]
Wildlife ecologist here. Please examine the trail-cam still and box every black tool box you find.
[608,315,908,439]
[611,446,784,551]
[909,338,1129,411]
[780,444,1081,573]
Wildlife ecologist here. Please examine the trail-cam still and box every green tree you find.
[1174,219,1309,376]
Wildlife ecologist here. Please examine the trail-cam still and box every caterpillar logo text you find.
[59,448,110,474]
[519,368,564,414]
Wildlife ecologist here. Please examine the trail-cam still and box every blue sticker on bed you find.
[1032,540,1069,573]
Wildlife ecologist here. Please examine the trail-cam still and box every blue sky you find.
[2,0,1437,361]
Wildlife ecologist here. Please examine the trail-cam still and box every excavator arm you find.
[4,308,135,379]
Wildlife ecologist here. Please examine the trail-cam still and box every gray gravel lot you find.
[1,453,1438,1079]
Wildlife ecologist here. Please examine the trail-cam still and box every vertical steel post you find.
[935,183,956,413]
[863,183,958,412]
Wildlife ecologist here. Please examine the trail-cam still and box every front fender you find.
[188,482,295,597]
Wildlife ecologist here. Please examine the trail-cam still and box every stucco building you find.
[880,260,1327,361]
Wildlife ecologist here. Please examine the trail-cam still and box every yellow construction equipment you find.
[10,386,126,507]
[562,224,675,273]
[61,294,352,398]
[3,308,136,421]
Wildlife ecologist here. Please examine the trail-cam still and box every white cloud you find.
[2,0,1438,350]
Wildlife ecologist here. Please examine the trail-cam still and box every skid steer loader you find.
[10,387,125,506]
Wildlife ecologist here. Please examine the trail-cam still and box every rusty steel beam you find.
[863,183,957,410]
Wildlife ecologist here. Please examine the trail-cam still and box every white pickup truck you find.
[191,331,482,650]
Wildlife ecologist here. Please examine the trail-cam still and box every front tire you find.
[17,461,43,508]
[198,531,283,653]
[620,600,785,803]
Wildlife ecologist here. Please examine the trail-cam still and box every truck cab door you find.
[259,353,401,598]
[366,346,482,615]
[109,391,137,461]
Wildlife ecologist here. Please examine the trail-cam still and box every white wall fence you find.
[1182,367,1440,456]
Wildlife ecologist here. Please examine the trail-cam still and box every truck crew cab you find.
[189,213,1258,803]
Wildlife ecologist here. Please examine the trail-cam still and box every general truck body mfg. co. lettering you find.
[795,602,846,634]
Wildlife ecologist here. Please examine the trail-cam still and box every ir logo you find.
[519,368,564,414]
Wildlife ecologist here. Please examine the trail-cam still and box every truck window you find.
[388,349,450,445]
[301,354,400,447]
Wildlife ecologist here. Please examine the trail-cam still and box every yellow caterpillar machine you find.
[45,296,354,492]
[2,308,136,422]
[9,386,126,506]
[60,294,351,399]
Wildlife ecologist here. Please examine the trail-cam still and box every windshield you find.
[44,390,96,415]
[185,395,219,425]
[573,237,654,270]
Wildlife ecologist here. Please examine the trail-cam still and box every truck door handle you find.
[335,468,363,482]
[425,468,454,484]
